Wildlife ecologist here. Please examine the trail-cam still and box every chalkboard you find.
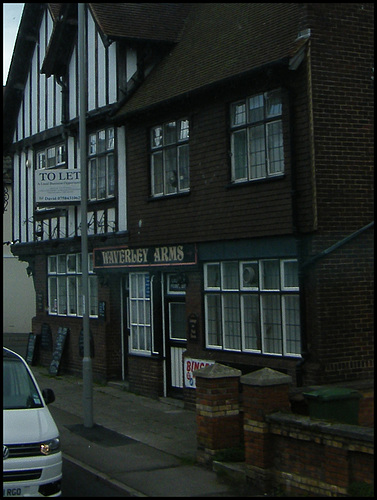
[25,333,38,365]
[98,301,106,320]
[49,327,69,376]
[40,323,52,351]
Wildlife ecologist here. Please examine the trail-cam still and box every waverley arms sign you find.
[94,244,197,269]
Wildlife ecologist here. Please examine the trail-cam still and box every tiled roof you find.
[90,3,192,43]
[115,3,305,117]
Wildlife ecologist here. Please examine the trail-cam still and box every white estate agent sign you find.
[35,169,81,204]
[184,358,215,388]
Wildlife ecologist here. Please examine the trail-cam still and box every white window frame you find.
[36,143,67,170]
[204,259,300,357]
[88,127,116,201]
[47,253,98,318]
[129,273,152,355]
[230,89,284,183]
[150,118,190,197]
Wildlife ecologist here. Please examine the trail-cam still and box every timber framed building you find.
[3,3,374,403]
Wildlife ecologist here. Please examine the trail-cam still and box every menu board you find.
[40,323,53,351]
[49,327,69,376]
[25,333,38,365]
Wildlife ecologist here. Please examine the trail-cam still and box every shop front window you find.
[204,259,300,356]
[47,253,98,317]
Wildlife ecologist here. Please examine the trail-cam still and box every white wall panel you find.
[68,207,77,238]
[47,74,54,129]
[117,126,127,232]
[55,78,62,125]
[98,33,106,108]
[127,47,137,81]
[87,14,96,112]
[31,50,39,135]
[20,152,27,242]
[69,46,78,120]
[24,76,31,138]
[27,151,34,241]
[39,14,46,131]
[108,42,117,103]
[13,153,20,242]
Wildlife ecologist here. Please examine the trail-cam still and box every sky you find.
[3,3,24,85]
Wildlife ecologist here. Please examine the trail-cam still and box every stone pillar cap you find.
[241,367,292,386]
[194,362,241,379]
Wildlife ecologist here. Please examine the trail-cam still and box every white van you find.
[3,348,62,497]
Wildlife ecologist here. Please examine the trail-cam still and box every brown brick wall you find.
[31,254,123,382]
[125,75,296,249]
[128,355,164,398]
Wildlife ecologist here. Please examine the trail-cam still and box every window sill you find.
[147,191,191,202]
[226,174,285,189]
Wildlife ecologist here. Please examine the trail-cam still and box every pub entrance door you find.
[164,274,187,397]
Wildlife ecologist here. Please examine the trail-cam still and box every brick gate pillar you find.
[194,363,241,464]
[241,367,292,490]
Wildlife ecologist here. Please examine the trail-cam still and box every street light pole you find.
[78,2,93,428]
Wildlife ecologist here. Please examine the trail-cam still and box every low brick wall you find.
[265,412,374,496]
[195,364,374,496]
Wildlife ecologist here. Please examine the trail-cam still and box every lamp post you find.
[78,2,93,428]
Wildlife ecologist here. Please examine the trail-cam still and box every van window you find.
[3,357,43,410]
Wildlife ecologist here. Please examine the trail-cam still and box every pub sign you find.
[94,244,197,269]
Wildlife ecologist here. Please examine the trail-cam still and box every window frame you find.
[88,127,116,201]
[150,118,190,198]
[128,273,153,355]
[36,142,67,170]
[230,89,285,184]
[47,253,98,318]
[204,259,300,357]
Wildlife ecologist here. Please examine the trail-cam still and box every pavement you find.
[30,364,264,497]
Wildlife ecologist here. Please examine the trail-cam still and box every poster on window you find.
[35,169,81,205]
[184,358,215,388]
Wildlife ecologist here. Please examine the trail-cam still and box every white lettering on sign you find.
[102,248,148,265]
[100,245,187,267]
[153,245,184,263]
[184,358,215,388]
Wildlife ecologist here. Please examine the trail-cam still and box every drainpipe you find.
[289,39,314,386]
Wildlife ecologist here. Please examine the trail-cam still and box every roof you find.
[89,3,192,43]
[115,3,305,118]
[42,3,191,77]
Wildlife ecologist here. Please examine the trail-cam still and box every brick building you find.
[3,4,373,403]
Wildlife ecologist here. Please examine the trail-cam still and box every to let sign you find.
[35,169,81,205]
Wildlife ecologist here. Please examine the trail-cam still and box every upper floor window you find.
[150,119,189,197]
[230,89,284,183]
[36,143,66,170]
[89,127,115,200]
